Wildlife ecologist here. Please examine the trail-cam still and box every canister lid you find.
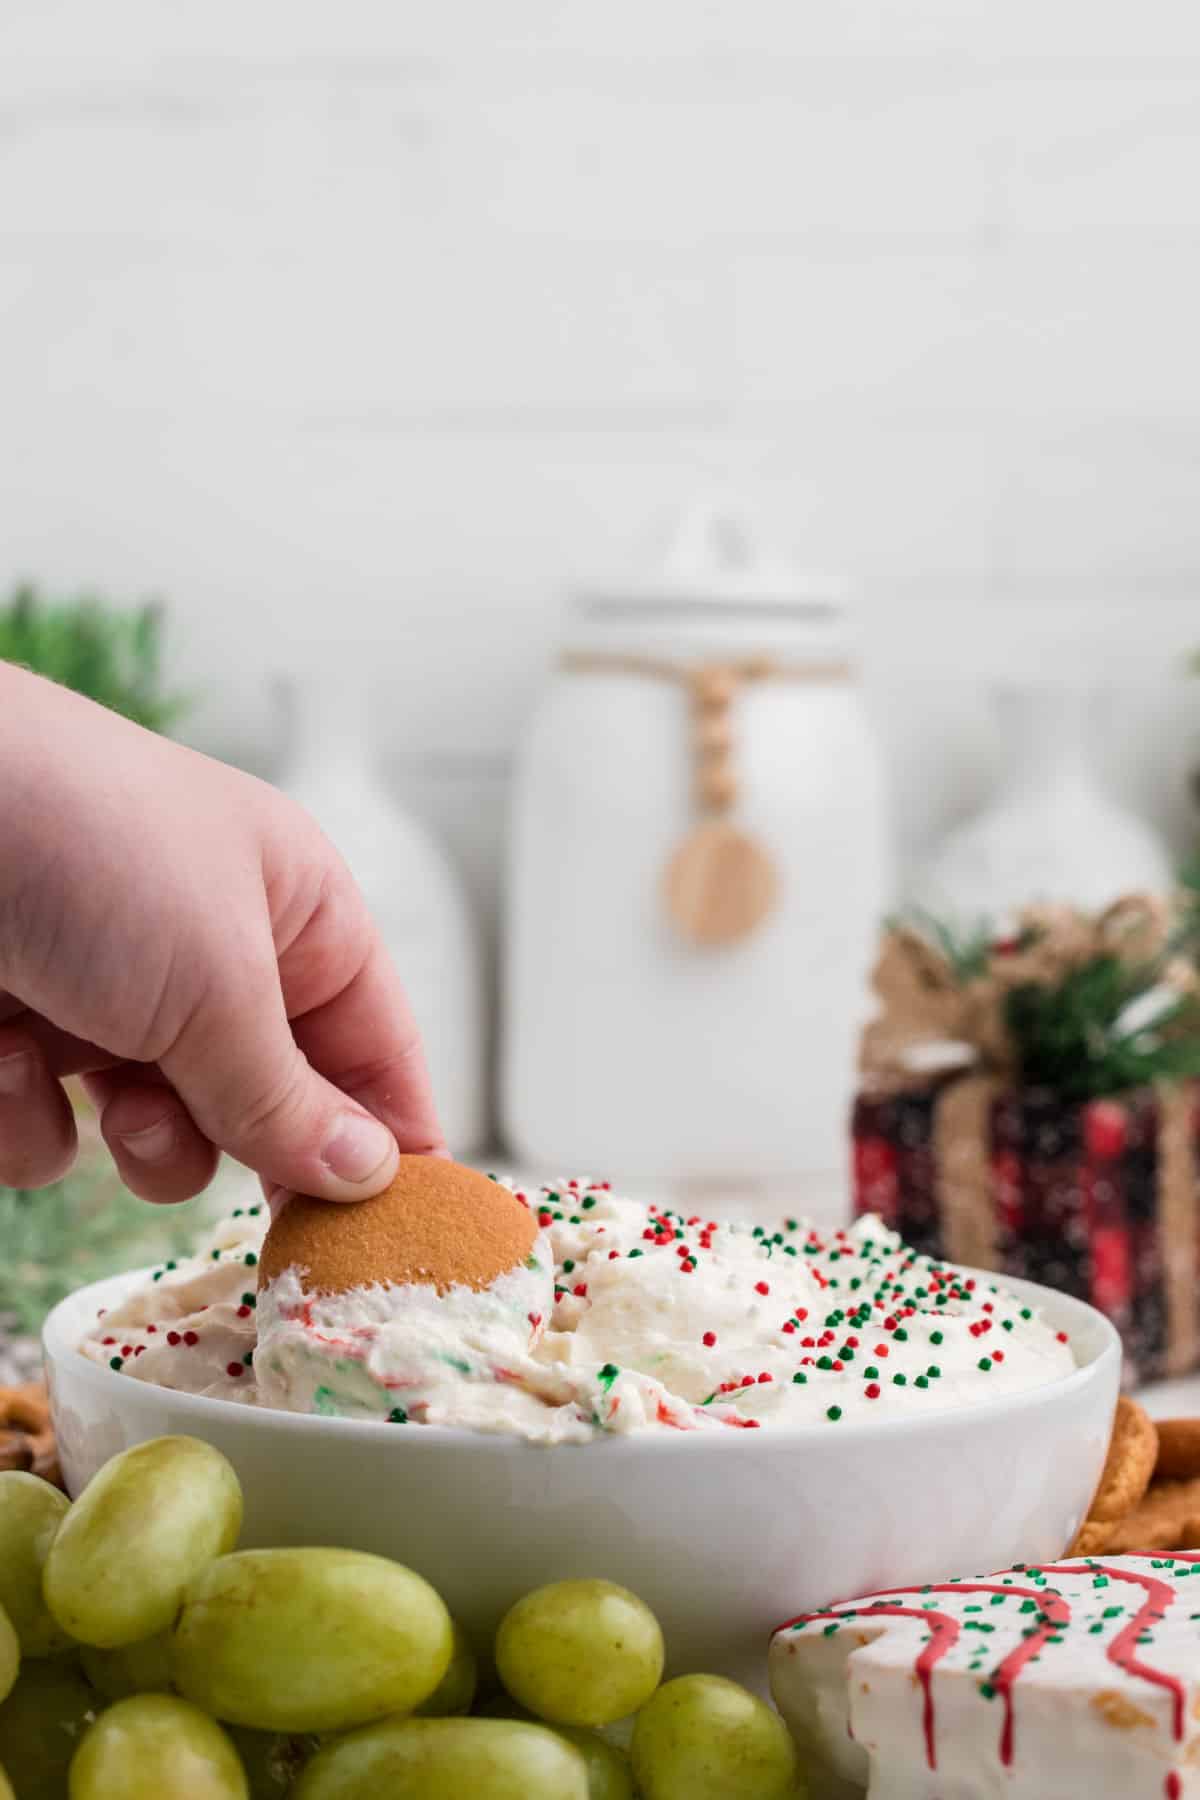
[574,504,845,622]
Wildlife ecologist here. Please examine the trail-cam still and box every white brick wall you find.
[2,0,1200,936]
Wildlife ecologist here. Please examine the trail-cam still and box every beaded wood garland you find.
[562,650,850,948]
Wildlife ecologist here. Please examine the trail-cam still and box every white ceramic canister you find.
[502,512,891,1181]
[276,670,486,1157]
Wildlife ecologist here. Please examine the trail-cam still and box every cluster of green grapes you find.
[0,1435,802,1799]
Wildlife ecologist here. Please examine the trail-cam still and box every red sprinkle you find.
[166,1331,181,1346]
[755,1282,770,1296]
[865,1383,881,1399]
[703,1331,717,1348]
[875,1344,890,1358]
[741,1375,755,1388]
[782,1322,796,1335]
[572,1284,588,1298]
[225,1362,244,1379]
[758,1372,772,1384]
[1056,1331,1069,1343]
[183,1331,199,1346]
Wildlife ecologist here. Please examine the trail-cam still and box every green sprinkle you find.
[817,1356,834,1371]
[1002,1319,1014,1331]
[629,1249,643,1258]
[863,1366,879,1380]
[211,1249,221,1260]
[242,1351,254,1366]
[241,1292,256,1307]
[928,1365,941,1379]
[978,1357,992,1371]
[582,1197,596,1209]
[244,1253,258,1267]
[915,1375,929,1388]
[893,1327,908,1342]
[990,1595,1005,1606]
[1020,1308,1032,1320]
[388,1407,408,1424]
[792,1372,807,1385]
[893,1373,907,1387]
[823,1622,840,1636]
[598,1363,620,1390]
[563,1260,576,1273]
[930,1330,944,1345]
[826,1406,842,1422]
[979,1681,996,1698]
[109,1356,123,1371]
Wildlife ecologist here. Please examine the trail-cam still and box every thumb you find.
[160,955,400,1201]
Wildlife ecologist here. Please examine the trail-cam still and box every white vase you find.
[501,507,891,1182]
[912,682,1171,929]
[275,673,486,1156]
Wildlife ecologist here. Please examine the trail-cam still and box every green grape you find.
[44,1437,243,1648]
[479,1700,634,1800]
[0,1654,101,1800]
[0,1471,73,1655]
[80,1632,172,1702]
[294,1717,589,1800]
[226,1727,319,1800]
[171,1548,452,1734]
[0,1606,17,1709]
[68,1693,248,1799]
[495,1579,663,1728]
[631,1674,800,1800]
[414,1620,477,1716]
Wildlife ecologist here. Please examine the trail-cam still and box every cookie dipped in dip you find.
[253,1157,556,1433]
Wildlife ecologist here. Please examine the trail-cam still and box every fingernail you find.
[118,1118,177,1164]
[0,1053,31,1097]
[322,1114,396,1186]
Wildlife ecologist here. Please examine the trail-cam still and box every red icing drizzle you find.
[779,1604,960,1768]
[869,1582,1071,1767]
[1166,1774,1181,1798]
[1044,1563,1184,1739]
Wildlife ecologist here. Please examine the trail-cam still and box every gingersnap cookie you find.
[1107,1475,1200,1554]
[1153,1418,1200,1484]
[1088,1396,1158,1522]
[258,1156,539,1297]
[1068,1518,1114,1557]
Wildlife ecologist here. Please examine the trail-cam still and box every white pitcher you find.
[502,510,891,1181]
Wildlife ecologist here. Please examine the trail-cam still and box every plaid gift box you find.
[852,1079,1200,1386]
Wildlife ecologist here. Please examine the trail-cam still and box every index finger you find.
[287,931,447,1160]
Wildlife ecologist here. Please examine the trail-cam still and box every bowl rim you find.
[44,1263,1121,1457]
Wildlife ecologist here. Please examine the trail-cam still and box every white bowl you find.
[44,1268,1120,1686]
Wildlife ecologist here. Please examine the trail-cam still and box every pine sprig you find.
[0,584,188,732]
[1006,954,1200,1102]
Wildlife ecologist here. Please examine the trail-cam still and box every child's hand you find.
[0,666,444,1204]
